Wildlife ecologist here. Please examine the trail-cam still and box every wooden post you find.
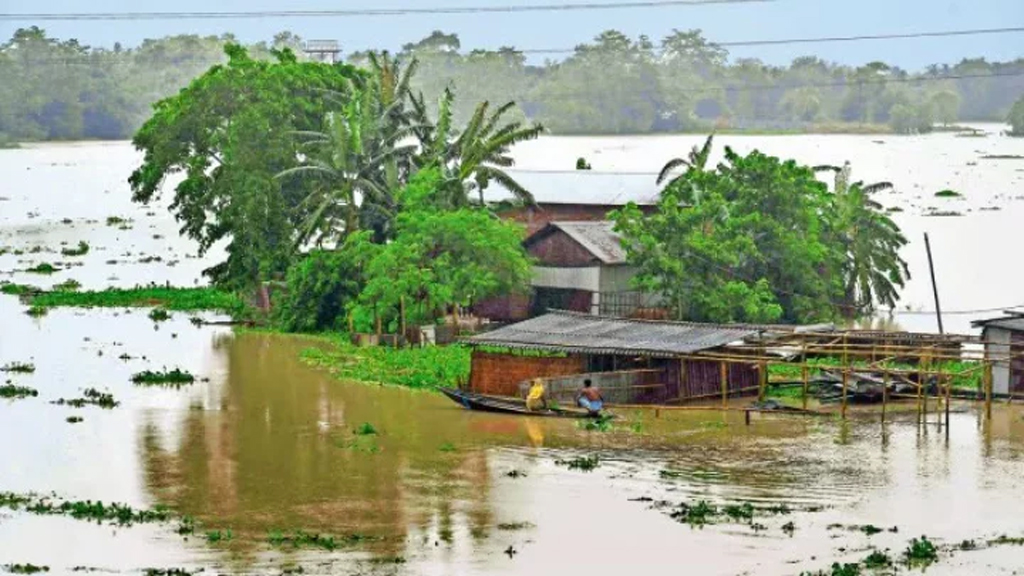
[720,361,728,408]
[924,232,945,334]
[984,360,993,420]
[801,364,809,411]
[922,352,929,421]
[758,359,767,402]
[678,359,689,401]
[745,410,751,426]
[944,372,952,433]
[881,370,889,423]
[841,367,849,419]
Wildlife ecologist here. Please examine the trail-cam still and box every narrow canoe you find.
[440,388,602,419]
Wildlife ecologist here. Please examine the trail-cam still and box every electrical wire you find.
[519,26,1024,53]
[0,0,773,21]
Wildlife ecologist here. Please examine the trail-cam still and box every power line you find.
[519,26,1024,54]
[0,0,772,21]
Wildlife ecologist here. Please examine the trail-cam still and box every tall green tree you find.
[129,44,361,289]
[615,145,848,324]
[815,162,909,316]
[352,169,532,330]
[1009,94,1024,136]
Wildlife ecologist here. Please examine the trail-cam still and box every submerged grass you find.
[4,564,49,574]
[0,383,39,399]
[52,388,119,409]
[299,339,470,390]
[30,285,244,314]
[1,362,35,374]
[131,369,195,387]
[554,455,600,472]
[0,492,171,526]
[60,241,89,257]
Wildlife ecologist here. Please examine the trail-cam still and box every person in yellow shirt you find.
[525,378,548,411]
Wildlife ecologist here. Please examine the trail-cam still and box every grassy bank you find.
[4,284,246,315]
[298,335,471,390]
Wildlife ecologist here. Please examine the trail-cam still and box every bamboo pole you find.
[922,351,930,422]
[882,370,889,423]
[720,361,728,408]
[984,356,993,420]
[801,364,809,411]
[841,368,849,419]
[944,371,952,432]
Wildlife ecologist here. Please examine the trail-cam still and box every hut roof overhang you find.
[465,311,831,358]
[972,312,1024,333]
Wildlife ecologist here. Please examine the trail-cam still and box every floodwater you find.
[2,135,1024,575]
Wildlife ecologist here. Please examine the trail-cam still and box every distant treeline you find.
[2,26,1023,142]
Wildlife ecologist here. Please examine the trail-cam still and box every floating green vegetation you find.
[25,306,47,318]
[3,564,49,574]
[105,216,129,226]
[723,503,755,522]
[267,530,374,551]
[24,263,59,275]
[0,283,37,296]
[66,416,84,423]
[0,492,172,526]
[354,422,377,436]
[53,388,119,409]
[1,362,35,374]
[958,539,979,550]
[934,189,962,198]
[989,534,1024,546]
[862,549,892,569]
[30,286,245,314]
[669,500,717,526]
[505,469,527,478]
[577,414,614,432]
[176,516,196,535]
[131,369,195,387]
[299,340,470,390]
[903,536,939,565]
[554,455,600,472]
[438,442,456,452]
[52,279,81,292]
[980,154,1024,160]
[206,529,233,543]
[148,308,171,322]
[0,383,39,399]
[497,522,535,531]
[60,241,90,257]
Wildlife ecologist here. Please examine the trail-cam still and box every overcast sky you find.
[1,0,1021,69]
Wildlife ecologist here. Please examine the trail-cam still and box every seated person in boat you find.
[525,378,548,411]
[576,379,604,413]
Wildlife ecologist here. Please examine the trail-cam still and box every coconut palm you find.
[815,161,909,316]
[412,86,544,207]
[656,133,715,192]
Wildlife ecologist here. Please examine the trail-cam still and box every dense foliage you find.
[3,27,1022,143]
[1010,95,1024,137]
[350,170,533,331]
[613,140,908,323]
[273,245,373,333]
[129,45,362,289]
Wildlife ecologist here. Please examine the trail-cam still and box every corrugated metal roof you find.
[973,316,1024,332]
[548,221,627,265]
[466,311,761,357]
[485,171,658,205]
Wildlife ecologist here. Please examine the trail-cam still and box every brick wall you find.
[469,351,586,396]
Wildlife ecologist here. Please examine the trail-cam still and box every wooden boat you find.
[440,388,604,419]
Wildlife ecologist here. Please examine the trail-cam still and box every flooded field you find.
[2,134,1024,575]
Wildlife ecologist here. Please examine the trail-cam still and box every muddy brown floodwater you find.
[2,137,1024,575]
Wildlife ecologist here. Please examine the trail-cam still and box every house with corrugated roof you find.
[464,310,827,403]
[473,220,661,321]
[972,312,1024,396]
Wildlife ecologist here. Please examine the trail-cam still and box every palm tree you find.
[815,161,910,316]
[413,86,544,207]
[656,133,715,193]
[277,85,417,247]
